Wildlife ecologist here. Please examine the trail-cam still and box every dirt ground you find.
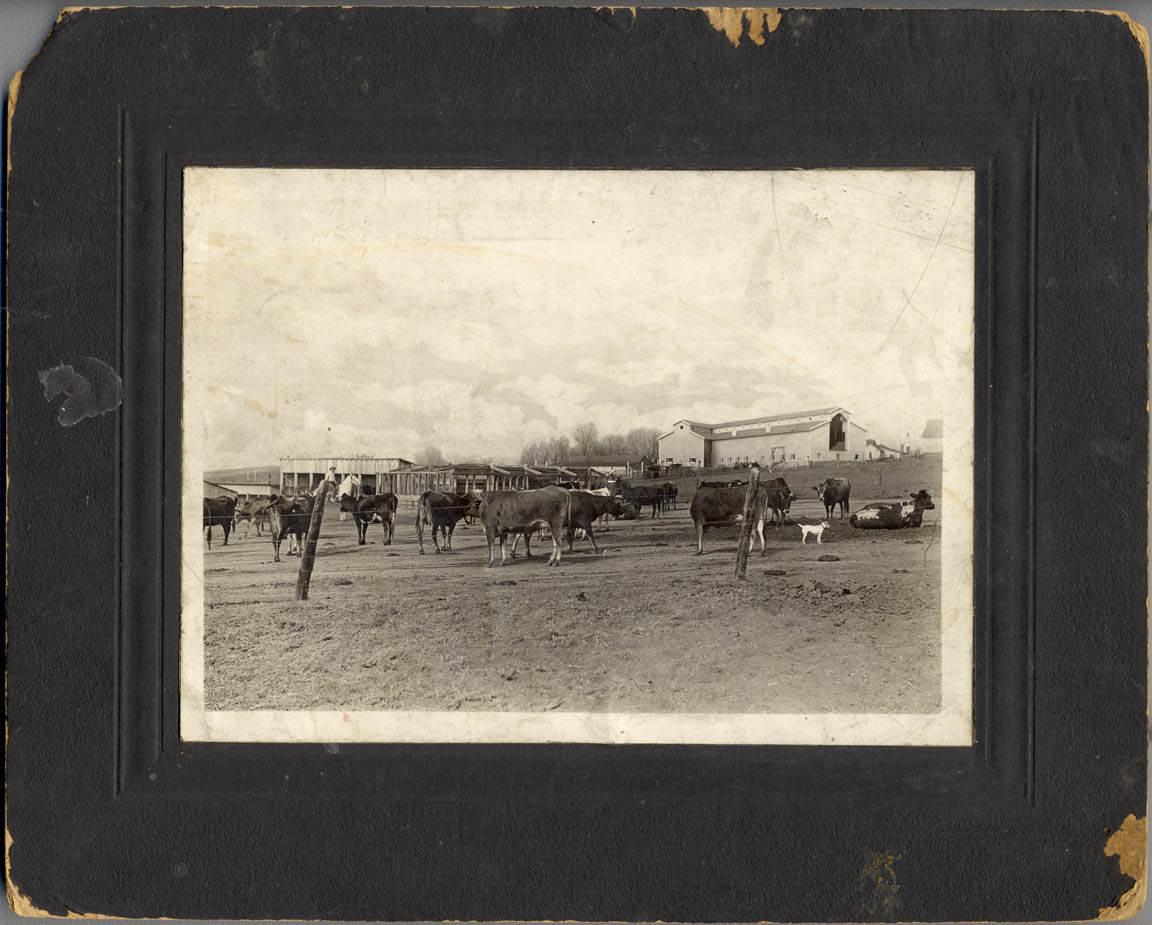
[201,495,942,715]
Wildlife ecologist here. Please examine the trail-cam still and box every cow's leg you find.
[223,521,231,545]
[548,526,562,565]
[695,520,705,555]
[584,526,603,555]
[382,515,393,545]
[205,525,212,549]
[499,533,509,565]
[755,517,766,556]
[445,524,455,552]
[272,532,282,562]
[817,532,823,544]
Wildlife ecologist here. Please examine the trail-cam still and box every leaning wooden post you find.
[296,470,334,601]
[734,464,762,582]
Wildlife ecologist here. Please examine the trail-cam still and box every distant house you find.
[214,482,277,502]
[566,455,649,477]
[921,419,944,455]
[202,479,238,501]
[865,439,904,460]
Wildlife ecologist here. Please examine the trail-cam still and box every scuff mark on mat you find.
[857,850,902,919]
[39,357,122,426]
[702,8,781,46]
[1098,814,1147,920]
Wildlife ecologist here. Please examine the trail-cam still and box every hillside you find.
[203,465,280,485]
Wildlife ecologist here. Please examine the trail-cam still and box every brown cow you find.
[416,491,481,554]
[480,486,572,567]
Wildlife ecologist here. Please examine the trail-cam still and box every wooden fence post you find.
[734,464,762,581]
[295,475,332,601]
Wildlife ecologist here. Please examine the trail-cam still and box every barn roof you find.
[708,407,844,429]
[921,419,944,438]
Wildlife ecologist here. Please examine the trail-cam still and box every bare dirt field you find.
[200,494,942,715]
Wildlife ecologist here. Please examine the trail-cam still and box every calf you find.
[480,486,571,567]
[416,491,480,554]
[689,484,772,556]
[233,498,271,537]
[203,496,238,548]
[353,493,399,545]
[662,481,679,511]
[849,489,935,529]
[813,477,851,519]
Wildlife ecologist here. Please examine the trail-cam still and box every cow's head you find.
[910,490,935,510]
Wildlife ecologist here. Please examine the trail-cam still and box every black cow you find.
[662,481,679,511]
[762,476,795,527]
[849,489,935,529]
[813,477,851,519]
[480,486,571,566]
[689,484,773,556]
[353,493,399,545]
[203,496,238,548]
[416,491,480,554]
[622,484,663,518]
[267,494,316,562]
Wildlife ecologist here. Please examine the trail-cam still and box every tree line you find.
[519,423,661,466]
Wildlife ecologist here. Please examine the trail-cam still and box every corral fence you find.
[624,455,944,507]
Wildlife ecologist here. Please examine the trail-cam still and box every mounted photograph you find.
[181,167,975,745]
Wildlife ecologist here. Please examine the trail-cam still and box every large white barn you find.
[657,407,869,468]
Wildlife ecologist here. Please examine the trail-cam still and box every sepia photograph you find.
[181,167,975,745]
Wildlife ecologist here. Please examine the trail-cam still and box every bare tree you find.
[548,436,571,464]
[625,427,661,458]
[415,446,447,466]
[572,422,599,457]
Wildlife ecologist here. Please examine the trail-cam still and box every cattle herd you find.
[202,474,936,568]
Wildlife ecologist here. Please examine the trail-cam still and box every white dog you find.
[799,521,831,544]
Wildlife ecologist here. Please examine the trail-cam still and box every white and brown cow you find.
[849,489,935,529]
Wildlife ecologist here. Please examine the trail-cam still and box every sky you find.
[183,168,974,468]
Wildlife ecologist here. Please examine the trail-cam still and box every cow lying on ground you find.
[353,493,399,545]
[267,494,317,562]
[849,489,935,529]
[813,477,851,519]
[233,498,271,537]
[416,491,480,554]
[480,486,571,566]
[203,496,238,548]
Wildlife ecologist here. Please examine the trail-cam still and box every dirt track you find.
[201,495,942,714]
